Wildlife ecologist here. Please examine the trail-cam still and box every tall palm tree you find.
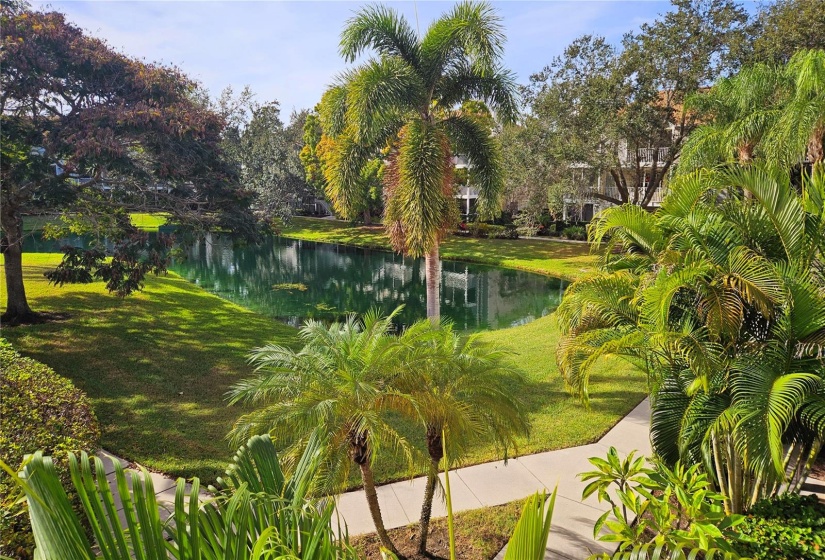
[226,308,412,554]
[556,165,825,513]
[396,320,529,553]
[320,1,519,320]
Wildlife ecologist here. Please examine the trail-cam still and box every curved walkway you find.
[96,399,650,558]
[334,398,652,560]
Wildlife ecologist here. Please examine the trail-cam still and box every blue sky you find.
[34,1,759,117]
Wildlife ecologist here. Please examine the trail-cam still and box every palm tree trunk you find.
[425,246,441,321]
[417,458,440,554]
[358,461,398,555]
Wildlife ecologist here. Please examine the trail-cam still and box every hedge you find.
[734,493,825,559]
[0,338,100,560]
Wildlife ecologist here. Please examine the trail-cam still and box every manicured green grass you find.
[1,250,644,486]
[282,217,597,281]
[0,253,295,483]
[22,213,169,233]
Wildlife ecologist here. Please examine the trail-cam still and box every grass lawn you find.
[352,498,527,560]
[0,253,295,483]
[1,252,646,487]
[22,212,169,233]
[282,217,597,281]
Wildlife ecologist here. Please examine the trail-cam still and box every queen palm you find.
[226,308,413,554]
[320,1,518,320]
[556,165,825,513]
[396,320,529,553]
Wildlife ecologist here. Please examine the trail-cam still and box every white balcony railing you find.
[637,147,670,166]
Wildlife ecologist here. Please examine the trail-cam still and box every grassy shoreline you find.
[281,217,597,281]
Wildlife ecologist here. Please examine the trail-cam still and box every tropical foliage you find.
[581,448,744,558]
[681,49,825,171]
[394,321,530,553]
[319,1,518,319]
[557,164,825,513]
[4,433,356,559]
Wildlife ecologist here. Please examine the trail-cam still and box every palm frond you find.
[340,4,420,68]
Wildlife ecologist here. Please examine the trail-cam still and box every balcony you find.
[637,147,670,166]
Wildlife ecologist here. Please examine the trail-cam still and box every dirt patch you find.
[351,499,524,560]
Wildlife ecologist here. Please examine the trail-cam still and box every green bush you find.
[733,493,825,559]
[562,225,587,241]
[0,338,100,560]
[468,221,491,238]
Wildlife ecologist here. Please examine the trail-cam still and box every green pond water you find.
[25,233,566,331]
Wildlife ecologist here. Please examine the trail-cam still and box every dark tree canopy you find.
[751,0,825,65]
[0,8,256,323]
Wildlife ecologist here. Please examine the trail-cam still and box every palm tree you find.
[767,49,825,166]
[226,308,412,554]
[679,63,783,173]
[396,320,529,553]
[320,1,519,320]
[681,49,825,173]
[556,165,825,513]
[5,433,356,559]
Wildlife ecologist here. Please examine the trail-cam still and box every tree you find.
[397,320,529,554]
[217,86,311,224]
[555,164,825,513]
[299,108,326,195]
[0,8,255,324]
[526,0,749,208]
[226,308,415,554]
[320,1,518,320]
[750,0,825,65]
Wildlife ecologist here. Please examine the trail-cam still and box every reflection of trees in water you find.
[169,236,565,330]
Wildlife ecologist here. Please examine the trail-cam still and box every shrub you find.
[0,338,100,560]
[468,221,491,238]
[562,225,587,240]
[733,493,825,559]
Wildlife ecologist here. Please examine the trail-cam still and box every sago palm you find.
[395,320,529,554]
[226,307,413,554]
[320,1,518,320]
[556,164,825,513]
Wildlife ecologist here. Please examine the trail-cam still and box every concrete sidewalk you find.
[334,398,652,560]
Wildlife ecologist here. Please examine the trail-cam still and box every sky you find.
[33,1,760,118]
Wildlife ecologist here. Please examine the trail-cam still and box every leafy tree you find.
[556,164,825,514]
[299,108,326,195]
[226,308,416,554]
[320,1,519,320]
[396,321,529,554]
[750,0,825,65]
[217,86,311,224]
[526,0,749,209]
[0,8,255,324]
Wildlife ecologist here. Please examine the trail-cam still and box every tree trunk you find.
[358,460,398,555]
[363,209,372,226]
[417,459,440,554]
[425,246,440,322]
[1,207,36,324]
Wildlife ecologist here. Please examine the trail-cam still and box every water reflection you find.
[171,235,565,331]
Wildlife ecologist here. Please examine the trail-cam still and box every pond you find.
[25,233,566,331]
